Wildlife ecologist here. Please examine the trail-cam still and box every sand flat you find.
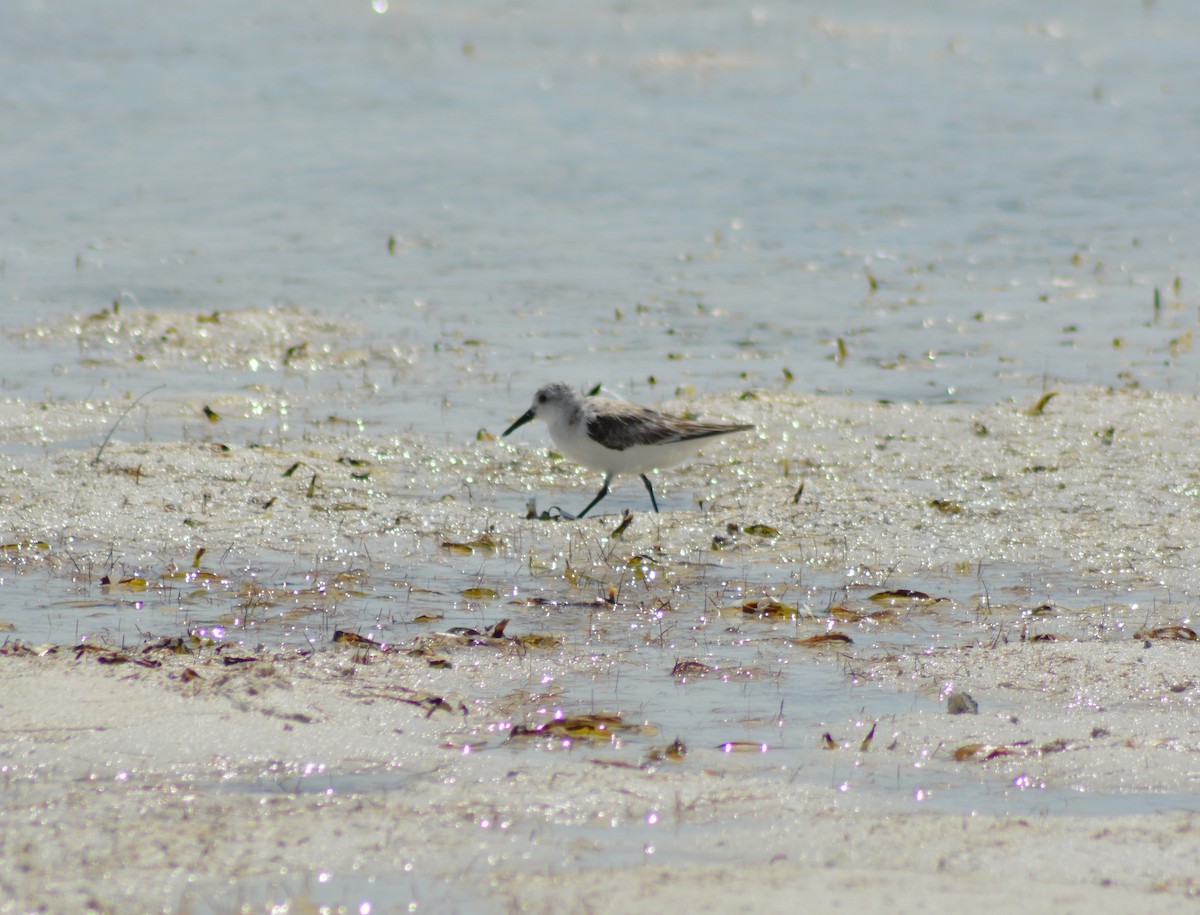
[3,383,1199,912]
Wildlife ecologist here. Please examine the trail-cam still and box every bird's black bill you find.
[502,409,536,437]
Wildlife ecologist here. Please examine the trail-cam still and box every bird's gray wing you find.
[587,404,751,451]
[586,405,683,451]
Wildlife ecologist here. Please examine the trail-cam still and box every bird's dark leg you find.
[575,474,612,519]
[640,474,660,513]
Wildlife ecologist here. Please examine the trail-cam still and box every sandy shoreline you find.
[3,382,1200,912]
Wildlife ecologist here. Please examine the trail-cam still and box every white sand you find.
[1,644,1196,913]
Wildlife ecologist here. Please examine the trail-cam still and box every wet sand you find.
[2,370,1199,912]
[1,644,1196,914]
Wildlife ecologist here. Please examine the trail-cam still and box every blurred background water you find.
[3,0,1200,436]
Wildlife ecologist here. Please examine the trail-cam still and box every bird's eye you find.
[536,392,547,404]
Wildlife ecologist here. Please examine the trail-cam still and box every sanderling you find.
[502,382,754,518]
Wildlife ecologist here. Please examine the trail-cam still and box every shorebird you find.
[502,382,753,518]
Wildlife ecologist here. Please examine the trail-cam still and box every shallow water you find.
[4,0,1200,425]
[184,869,482,915]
